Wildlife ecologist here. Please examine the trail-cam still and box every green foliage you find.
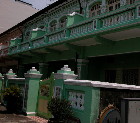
[2,85,23,113]
[48,98,73,121]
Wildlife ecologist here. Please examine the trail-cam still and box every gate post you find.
[24,67,42,116]
[54,65,77,98]
[4,69,17,87]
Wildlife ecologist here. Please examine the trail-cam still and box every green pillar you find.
[5,69,17,87]
[39,63,48,80]
[77,59,89,80]
[18,65,25,78]
[24,67,42,116]
[54,65,77,98]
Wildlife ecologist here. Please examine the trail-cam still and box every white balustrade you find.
[32,39,45,47]
[48,30,66,42]
[102,9,135,27]
[20,42,30,51]
[70,21,96,37]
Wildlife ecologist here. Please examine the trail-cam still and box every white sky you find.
[21,0,57,10]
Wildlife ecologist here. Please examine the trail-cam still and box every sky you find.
[20,0,58,10]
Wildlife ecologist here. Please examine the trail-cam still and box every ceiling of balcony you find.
[101,28,140,41]
[70,37,100,46]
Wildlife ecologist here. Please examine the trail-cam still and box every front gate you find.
[37,73,55,119]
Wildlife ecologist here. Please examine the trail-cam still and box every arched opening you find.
[59,16,67,28]
[127,0,136,4]
[89,3,101,17]
[107,0,120,12]
[49,20,57,32]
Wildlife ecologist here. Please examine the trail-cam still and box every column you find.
[24,67,42,116]
[18,65,25,78]
[54,65,77,98]
[4,69,17,87]
[77,59,89,80]
[39,63,48,80]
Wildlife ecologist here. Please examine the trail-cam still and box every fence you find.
[0,65,140,123]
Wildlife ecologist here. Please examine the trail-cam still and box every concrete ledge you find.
[54,73,77,79]
[24,73,42,78]
[9,78,25,81]
[65,79,140,90]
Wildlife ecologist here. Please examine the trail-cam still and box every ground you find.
[0,105,48,123]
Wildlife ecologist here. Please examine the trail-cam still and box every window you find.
[107,0,120,12]
[24,31,31,41]
[127,0,135,4]
[50,21,57,32]
[105,70,116,83]
[90,3,101,17]
[59,17,67,28]
[122,69,139,85]
[54,86,61,98]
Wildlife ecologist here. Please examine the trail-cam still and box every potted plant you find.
[48,98,73,123]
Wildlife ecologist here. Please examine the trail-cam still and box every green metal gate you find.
[37,73,55,119]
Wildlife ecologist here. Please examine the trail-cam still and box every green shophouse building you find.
[0,0,140,85]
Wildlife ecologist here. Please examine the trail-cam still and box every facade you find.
[0,0,140,84]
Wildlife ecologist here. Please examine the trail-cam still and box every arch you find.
[59,16,67,28]
[107,0,120,12]
[86,0,102,18]
[89,2,101,17]
[49,20,57,32]
[127,0,136,4]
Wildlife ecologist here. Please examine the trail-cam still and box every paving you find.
[0,105,48,123]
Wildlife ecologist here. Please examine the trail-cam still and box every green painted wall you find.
[25,77,40,115]
[64,84,100,123]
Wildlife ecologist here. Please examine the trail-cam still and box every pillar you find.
[54,65,77,98]
[39,63,48,80]
[4,69,17,87]
[18,65,25,78]
[24,67,42,116]
[101,0,107,14]
[77,59,89,80]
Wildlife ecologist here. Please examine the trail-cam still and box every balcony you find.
[7,2,140,55]
[10,38,21,47]
[31,28,45,40]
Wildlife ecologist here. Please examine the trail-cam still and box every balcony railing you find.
[20,42,30,52]
[101,9,135,28]
[69,20,96,37]
[10,46,18,54]
[32,37,46,48]
[47,29,66,43]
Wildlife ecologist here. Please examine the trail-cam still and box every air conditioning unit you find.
[121,98,140,123]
